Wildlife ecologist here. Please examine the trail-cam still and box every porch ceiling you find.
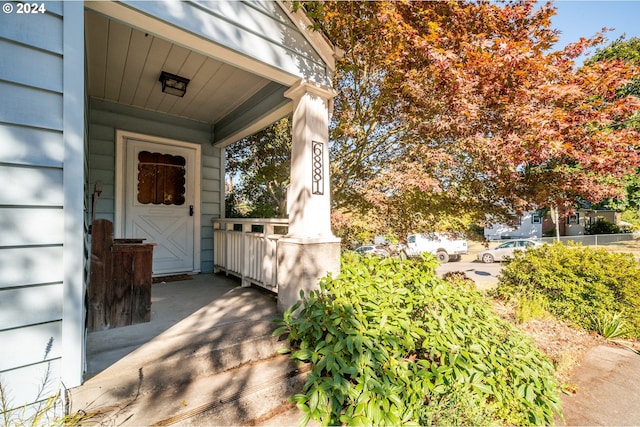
[85,9,289,144]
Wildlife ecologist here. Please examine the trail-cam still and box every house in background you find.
[541,209,622,236]
[0,0,339,412]
[485,209,623,240]
[484,211,543,240]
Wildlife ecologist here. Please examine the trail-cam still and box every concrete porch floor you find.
[83,272,280,382]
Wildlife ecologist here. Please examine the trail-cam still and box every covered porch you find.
[84,0,341,306]
[0,0,344,413]
[76,1,341,418]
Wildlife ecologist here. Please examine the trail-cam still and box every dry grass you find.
[491,300,607,384]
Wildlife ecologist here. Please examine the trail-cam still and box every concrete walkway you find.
[560,344,640,426]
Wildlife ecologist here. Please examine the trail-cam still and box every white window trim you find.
[567,213,580,224]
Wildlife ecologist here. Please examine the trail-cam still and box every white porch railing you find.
[212,218,289,291]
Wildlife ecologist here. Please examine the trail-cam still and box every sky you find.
[551,1,640,58]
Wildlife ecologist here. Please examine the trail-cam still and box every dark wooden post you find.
[88,219,113,331]
[88,219,154,331]
[112,243,153,326]
[130,246,153,324]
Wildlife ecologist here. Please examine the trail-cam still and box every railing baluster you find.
[212,218,288,292]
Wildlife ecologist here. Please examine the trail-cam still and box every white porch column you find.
[277,80,341,312]
[284,80,335,238]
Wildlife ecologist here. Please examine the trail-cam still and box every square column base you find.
[276,237,341,313]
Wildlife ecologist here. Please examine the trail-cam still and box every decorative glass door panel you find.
[137,151,186,205]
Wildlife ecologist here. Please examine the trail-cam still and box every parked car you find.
[401,232,468,263]
[477,239,541,263]
[355,244,390,257]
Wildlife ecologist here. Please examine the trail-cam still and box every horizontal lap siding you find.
[0,1,66,407]
[0,124,63,167]
[0,360,62,411]
[0,208,64,246]
[200,145,221,273]
[89,99,221,272]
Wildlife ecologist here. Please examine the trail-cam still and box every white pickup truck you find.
[401,232,468,263]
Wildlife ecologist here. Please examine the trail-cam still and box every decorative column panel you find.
[277,80,341,312]
[284,80,335,238]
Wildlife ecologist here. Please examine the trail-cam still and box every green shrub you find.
[592,312,628,339]
[516,294,550,323]
[275,253,561,426]
[494,242,640,339]
[584,220,621,235]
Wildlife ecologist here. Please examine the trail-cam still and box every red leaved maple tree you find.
[298,0,640,238]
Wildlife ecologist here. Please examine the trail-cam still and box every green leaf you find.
[272,325,288,337]
[309,389,319,412]
[472,382,493,395]
[292,348,313,361]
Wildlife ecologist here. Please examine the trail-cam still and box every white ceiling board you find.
[104,20,132,102]
[171,57,224,119]
[118,30,153,105]
[130,36,172,107]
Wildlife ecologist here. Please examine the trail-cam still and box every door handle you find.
[189,205,194,216]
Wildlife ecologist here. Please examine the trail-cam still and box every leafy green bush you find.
[515,293,550,324]
[275,253,561,426]
[494,242,640,339]
[584,220,621,235]
[591,312,628,339]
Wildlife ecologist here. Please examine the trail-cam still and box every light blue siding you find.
[0,208,64,246]
[0,81,63,130]
[0,124,64,167]
[0,360,62,411]
[0,323,62,407]
[0,0,84,409]
[0,7,63,54]
[0,323,62,371]
[0,246,64,289]
[0,39,62,92]
[0,284,63,330]
[0,165,63,206]
[88,98,222,273]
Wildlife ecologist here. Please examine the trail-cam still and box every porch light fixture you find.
[159,71,190,97]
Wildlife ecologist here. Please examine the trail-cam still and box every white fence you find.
[539,233,638,247]
[212,218,289,291]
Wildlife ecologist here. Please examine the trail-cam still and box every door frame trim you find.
[115,129,202,273]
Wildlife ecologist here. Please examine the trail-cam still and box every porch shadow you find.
[85,272,280,379]
[74,272,292,425]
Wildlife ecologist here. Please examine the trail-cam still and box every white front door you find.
[118,132,201,276]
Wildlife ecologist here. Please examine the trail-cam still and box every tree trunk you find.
[552,205,561,242]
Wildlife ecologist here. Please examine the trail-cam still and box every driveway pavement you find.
[435,260,502,290]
